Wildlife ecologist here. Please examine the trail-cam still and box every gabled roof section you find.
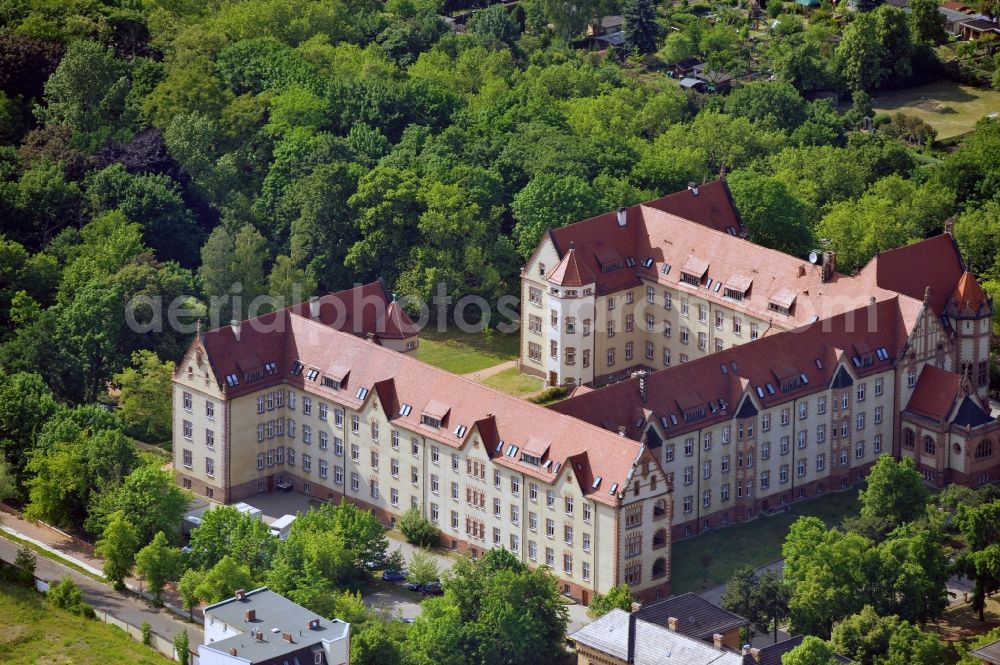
[953,396,993,428]
[197,312,642,506]
[286,280,417,341]
[644,178,745,236]
[546,244,595,287]
[864,233,964,314]
[735,396,758,419]
[635,593,748,640]
[905,364,962,422]
[830,365,854,389]
[552,299,904,441]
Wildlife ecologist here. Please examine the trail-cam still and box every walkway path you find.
[461,359,516,381]
[0,506,203,644]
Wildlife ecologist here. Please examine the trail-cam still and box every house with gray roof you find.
[199,587,350,665]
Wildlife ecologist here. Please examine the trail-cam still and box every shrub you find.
[47,575,93,617]
[174,629,190,665]
[399,507,440,548]
[141,621,152,645]
[14,545,36,586]
[528,385,568,404]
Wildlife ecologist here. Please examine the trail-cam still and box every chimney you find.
[869,296,877,306]
[797,265,806,278]
[821,251,836,283]
[282,632,293,643]
[627,611,637,664]
[630,601,641,612]
[719,163,727,181]
[750,647,762,662]
[944,217,955,235]
[244,609,255,622]
[741,644,752,656]
[688,182,699,196]
[309,295,320,319]
[617,207,627,228]
[255,629,264,641]
[308,618,320,630]
[230,320,241,342]
[712,633,724,649]
[924,286,932,305]
[229,648,238,656]
[235,589,245,601]
[666,616,678,631]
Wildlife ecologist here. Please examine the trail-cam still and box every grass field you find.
[0,581,167,664]
[482,367,544,398]
[873,80,1000,139]
[415,328,520,374]
[671,487,862,595]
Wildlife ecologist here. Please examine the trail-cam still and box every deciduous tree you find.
[135,530,181,602]
[95,510,140,590]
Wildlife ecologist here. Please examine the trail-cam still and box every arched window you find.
[652,528,667,549]
[976,440,993,459]
[904,429,915,448]
[924,436,936,455]
[653,499,668,519]
[652,557,667,579]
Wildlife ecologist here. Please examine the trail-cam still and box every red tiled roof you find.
[951,271,989,314]
[197,312,642,506]
[863,234,964,314]
[905,365,962,422]
[286,281,417,341]
[645,179,745,236]
[546,246,595,287]
[551,299,907,440]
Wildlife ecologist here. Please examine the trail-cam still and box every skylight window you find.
[495,441,504,453]
[355,386,369,400]
[291,361,304,376]
[706,278,713,289]
[592,476,603,489]
[642,257,654,268]
[399,404,412,416]
[714,282,722,292]
[669,414,678,426]
[226,373,239,387]
[625,257,637,267]
[264,362,278,375]
[708,401,718,413]
[800,373,809,384]
[634,417,644,427]
[543,460,553,470]
[731,361,738,372]
[815,359,823,370]
[876,347,889,361]
[721,364,728,375]
[305,368,319,381]
[766,383,776,395]
[454,425,468,438]
[609,483,618,495]
[661,264,671,275]
[660,416,670,429]
[756,386,765,398]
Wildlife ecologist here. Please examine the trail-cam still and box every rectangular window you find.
[546,547,554,567]
[205,400,214,419]
[205,429,214,449]
[816,454,825,472]
[875,377,883,396]
[183,420,192,440]
[302,424,311,444]
[607,348,615,366]
[663,347,671,367]
[761,413,770,431]
[205,458,215,477]
[302,397,312,415]
[319,402,328,421]
[182,391,192,412]
[302,454,312,473]
[183,449,192,468]
[874,406,883,424]
[529,511,537,531]
[511,504,519,524]
[335,409,344,428]
[625,342,633,361]
[351,415,360,433]
[874,434,882,453]
[257,395,265,414]
[528,342,541,362]
[818,397,826,415]
[750,323,759,340]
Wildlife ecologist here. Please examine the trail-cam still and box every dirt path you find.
[461,359,517,381]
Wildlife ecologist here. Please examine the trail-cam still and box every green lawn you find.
[873,80,1000,140]
[671,487,862,595]
[0,581,168,664]
[415,328,520,375]
[482,367,543,398]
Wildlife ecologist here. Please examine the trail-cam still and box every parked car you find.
[421,581,443,596]
[382,569,408,582]
[405,581,423,592]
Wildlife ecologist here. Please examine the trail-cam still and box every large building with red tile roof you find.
[531,181,997,541]
[173,283,674,604]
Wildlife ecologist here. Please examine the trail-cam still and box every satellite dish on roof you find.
[808,251,819,264]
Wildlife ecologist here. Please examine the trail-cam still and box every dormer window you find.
[291,361,304,376]
[680,272,701,286]
[680,257,708,286]
[421,415,441,428]
[768,289,796,315]
[683,407,706,423]
[780,376,801,392]
[521,453,541,466]
[225,373,239,387]
[321,376,341,390]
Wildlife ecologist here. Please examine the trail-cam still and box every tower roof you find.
[546,245,595,287]
[951,271,989,314]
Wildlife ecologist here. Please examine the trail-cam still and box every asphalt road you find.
[0,537,203,646]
